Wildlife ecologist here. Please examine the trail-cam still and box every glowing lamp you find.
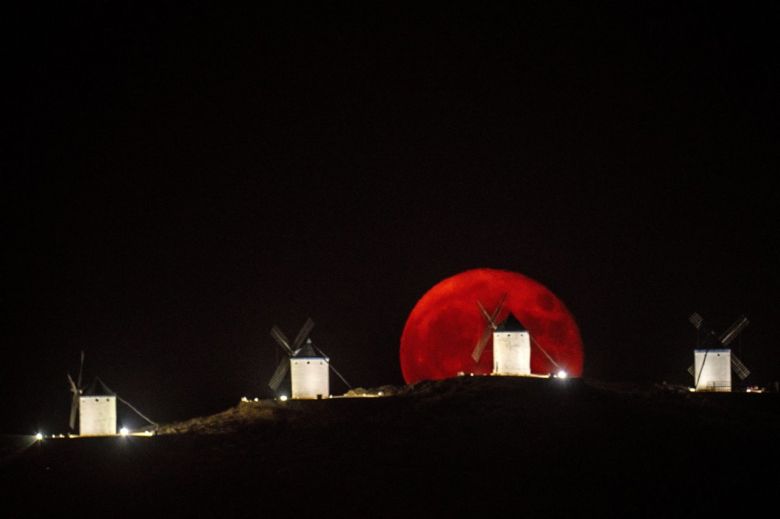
[119,427,129,436]
[35,432,43,441]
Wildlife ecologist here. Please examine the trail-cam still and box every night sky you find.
[4,3,778,434]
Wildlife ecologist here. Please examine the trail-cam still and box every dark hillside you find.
[3,377,778,516]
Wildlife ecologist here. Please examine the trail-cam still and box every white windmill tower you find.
[268,318,351,400]
[79,378,118,436]
[688,312,751,392]
[492,314,531,376]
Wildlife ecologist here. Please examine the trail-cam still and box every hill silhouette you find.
[3,376,778,516]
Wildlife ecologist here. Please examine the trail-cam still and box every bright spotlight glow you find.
[119,427,129,436]
[35,432,43,441]
[556,370,568,379]
[279,395,288,402]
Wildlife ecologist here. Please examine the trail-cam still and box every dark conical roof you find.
[82,377,116,396]
[293,338,321,358]
[496,313,527,332]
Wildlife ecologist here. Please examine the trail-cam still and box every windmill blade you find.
[328,363,352,390]
[687,364,695,377]
[719,316,749,347]
[67,353,85,431]
[67,372,78,393]
[77,350,85,388]
[476,301,494,327]
[310,344,352,389]
[471,325,493,362]
[689,312,704,330]
[270,326,294,355]
[291,318,315,352]
[67,375,80,430]
[69,394,79,430]
[530,335,562,371]
[117,395,158,427]
[311,344,330,361]
[472,294,509,363]
[66,372,81,430]
[694,350,710,388]
[731,354,751,380]
[490,293,507,323]
[268,358,290,391]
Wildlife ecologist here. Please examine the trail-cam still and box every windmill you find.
[471,294,565,376]
[268,318,351,399]
[688,312,751,392]
[492,314,531,375]
[66,351,117,435]
[65,351,157,435]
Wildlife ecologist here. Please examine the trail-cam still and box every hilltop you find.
[3,376,778,517]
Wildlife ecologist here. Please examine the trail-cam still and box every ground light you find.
[279,395,288,402]
[555,370,568,379]
[35,432,43,441]
[119,427,129,436]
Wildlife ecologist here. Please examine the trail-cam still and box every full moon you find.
[400,268,584,383]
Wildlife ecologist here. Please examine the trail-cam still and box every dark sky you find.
[4,3,779,433]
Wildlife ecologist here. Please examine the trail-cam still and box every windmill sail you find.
[689,312,704,330]
[719,316,749,347]
[731,354,751,380]
[268,358,290,391]
[471,293,507,362]
[291,318,315,353]
[312,343,352,389]
[67,350,85,430]
[270,326,294,355]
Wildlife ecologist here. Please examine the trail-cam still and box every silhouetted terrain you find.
[3,377,779,517]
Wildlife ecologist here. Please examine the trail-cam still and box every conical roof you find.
[496,313,527,332]
[82,377,116,396]
[293,338,321,358]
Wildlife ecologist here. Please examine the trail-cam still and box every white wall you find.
[290,358,330,399]
[694,349,732,392]
[79,396,117,435]
[493,331,531,375]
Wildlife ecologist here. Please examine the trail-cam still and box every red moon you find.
[400,268,584,384]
